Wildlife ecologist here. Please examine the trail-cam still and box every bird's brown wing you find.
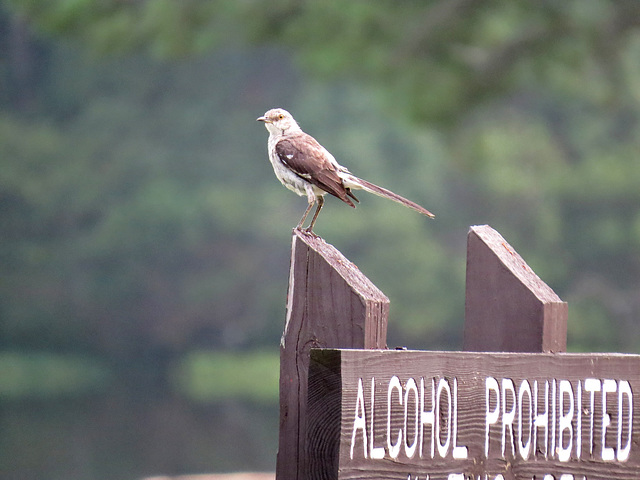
[275,133,355,207]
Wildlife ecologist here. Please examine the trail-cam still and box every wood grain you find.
[464,225,568,353]
[308,349,640,480]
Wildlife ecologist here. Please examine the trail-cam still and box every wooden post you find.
[276,230,389,480]
[463,225,567,353]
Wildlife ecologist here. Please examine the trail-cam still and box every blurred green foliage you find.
[172,350,279,403]
[1,0,640,399]
[0,351,109,398]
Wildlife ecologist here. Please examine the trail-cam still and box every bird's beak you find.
[256,116,270,123]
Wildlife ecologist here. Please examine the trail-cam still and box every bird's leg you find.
[305,196,324,234]
[296,198,315,230]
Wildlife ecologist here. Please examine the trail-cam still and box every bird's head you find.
[257,108,301,135]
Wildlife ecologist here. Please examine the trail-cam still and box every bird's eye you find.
[278,114,284,120]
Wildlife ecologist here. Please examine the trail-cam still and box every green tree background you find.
[1,1,640,478]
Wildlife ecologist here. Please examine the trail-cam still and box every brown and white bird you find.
[257,108,434,233]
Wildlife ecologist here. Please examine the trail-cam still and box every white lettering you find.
[558,380,574,462]
[551,379,557,457]
[517,379,532,460]
[350,378,367,459]
[618,379,633,462]
[436,378,452,458]
[452,378,468,459]
[576,380,582,459]
[370,377,385,459]
[356,373,633,468]
[420,377,435,458]
[388,375,403,459]
[485,377,500,457]
[584,378,601,456]
[602,379,616,461]
[404,377,419,458]
[501,378,516,458]
[533,380,549,459]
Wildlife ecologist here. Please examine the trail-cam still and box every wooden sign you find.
[307,349,640,480]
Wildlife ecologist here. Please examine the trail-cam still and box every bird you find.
[257,108,435,234]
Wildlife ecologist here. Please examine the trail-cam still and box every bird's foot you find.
[296,226,319,238]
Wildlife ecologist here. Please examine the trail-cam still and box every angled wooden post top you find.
[464,224,568,353]
[281,230,390,350]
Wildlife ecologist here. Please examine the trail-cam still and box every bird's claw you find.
[295,226,319,238]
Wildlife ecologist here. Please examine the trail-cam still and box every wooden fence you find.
[276,225,640,480]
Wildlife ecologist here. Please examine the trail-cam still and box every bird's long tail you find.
[342,174,435,218]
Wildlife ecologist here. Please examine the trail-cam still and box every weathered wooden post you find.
[464,225,567,353]
[276,230,389,480]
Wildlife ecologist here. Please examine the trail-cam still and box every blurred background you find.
[1,1,640,479]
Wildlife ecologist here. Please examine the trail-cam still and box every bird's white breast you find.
[267,134,308,196]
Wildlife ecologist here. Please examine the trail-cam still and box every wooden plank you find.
[464,225,568,353]
[308,348,640,480]
[276,230,389,480]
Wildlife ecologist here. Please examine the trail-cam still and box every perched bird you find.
[257,108,434,233]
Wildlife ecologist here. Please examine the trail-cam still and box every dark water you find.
[0,393,278,480]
